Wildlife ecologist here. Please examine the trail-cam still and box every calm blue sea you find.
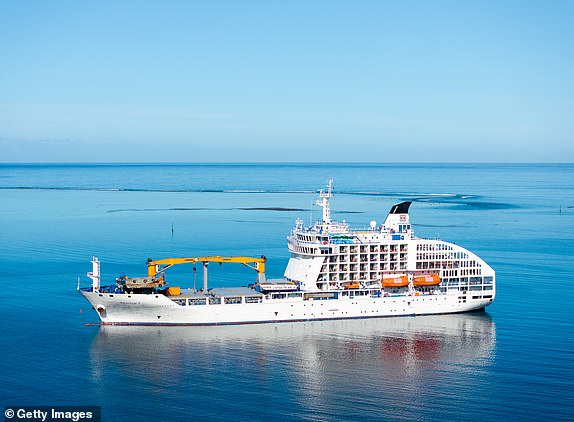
[1,163,573,421]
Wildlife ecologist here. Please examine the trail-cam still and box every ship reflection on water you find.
[89,313,496,420]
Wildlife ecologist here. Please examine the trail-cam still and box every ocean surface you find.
[0,163,572,421]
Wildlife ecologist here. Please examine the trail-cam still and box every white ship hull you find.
[80,289,492,326]
[79,180,496,326]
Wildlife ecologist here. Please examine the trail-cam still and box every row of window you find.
[319,266,408,281]
[326,253,408,264]
[416,243,455,251]
[339,244,408,253]
[172,296,264,306]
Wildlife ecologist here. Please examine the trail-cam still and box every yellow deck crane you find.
[147,255,267,292]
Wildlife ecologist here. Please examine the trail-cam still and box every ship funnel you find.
[382,202,413,236]
[389,201,412,215]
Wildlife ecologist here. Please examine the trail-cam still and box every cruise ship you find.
[78,180,495,325]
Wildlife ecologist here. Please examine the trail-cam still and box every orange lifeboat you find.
[382,275,409,288]
[413,274,441,286]
[343,281,360,289]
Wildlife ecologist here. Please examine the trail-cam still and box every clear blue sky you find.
[1,0,573,162]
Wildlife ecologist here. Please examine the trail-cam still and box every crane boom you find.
[147,255,267,278]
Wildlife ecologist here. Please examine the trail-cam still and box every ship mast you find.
[87,256,100,293]
[315,178,334,225]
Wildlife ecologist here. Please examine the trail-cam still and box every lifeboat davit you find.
[382,275,409,288]
[413,274,441,286]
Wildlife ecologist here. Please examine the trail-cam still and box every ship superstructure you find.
[79,180,495,325]
[285,179,494,298]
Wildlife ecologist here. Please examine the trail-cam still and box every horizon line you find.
[0,161,573,166]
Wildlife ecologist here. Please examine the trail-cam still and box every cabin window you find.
[470,277,482,284]
[245,296,262,303]
[224,297,242,304]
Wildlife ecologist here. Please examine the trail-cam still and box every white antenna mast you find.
[315,178,334,224]
[87,256,101,293]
